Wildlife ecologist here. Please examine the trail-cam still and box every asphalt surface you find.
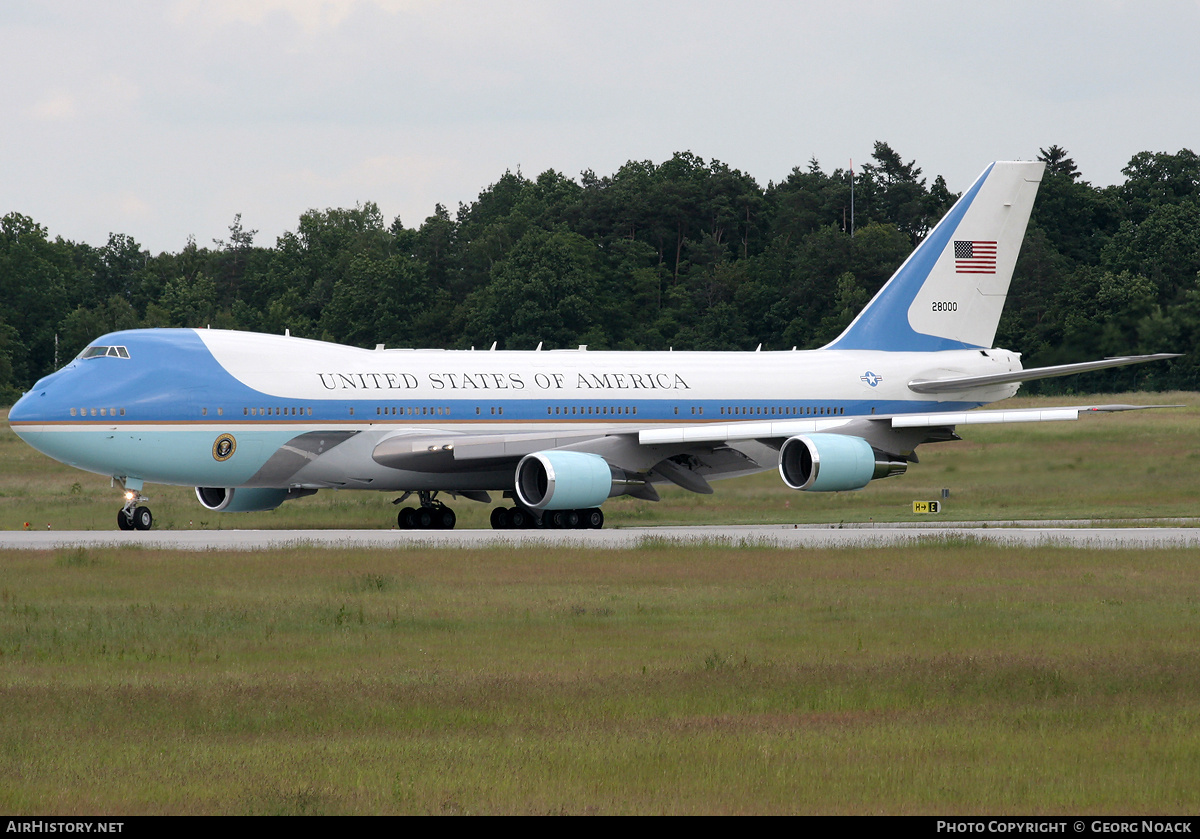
[3,522,1199,550]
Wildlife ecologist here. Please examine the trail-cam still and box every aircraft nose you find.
[9,364,77,425]
[8,389,37,424]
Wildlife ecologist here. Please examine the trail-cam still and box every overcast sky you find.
[4,0,1198,254]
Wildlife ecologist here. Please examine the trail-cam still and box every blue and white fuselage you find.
[8,327,1020,489]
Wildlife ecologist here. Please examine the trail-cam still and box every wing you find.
[368,426,761,498]
[365,402,1176,500]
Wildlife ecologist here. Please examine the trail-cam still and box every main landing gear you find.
[394,491,457,530]
[391,492,606,530]
[116,491,153,531]
[490,506,604,530]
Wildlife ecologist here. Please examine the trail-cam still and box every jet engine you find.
[777,434,907,492]
[195,486,317,512]
[515,451,643,510]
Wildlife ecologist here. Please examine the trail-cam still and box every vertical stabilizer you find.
[825,160,1044,352]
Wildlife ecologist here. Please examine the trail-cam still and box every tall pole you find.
[850,159,855,238]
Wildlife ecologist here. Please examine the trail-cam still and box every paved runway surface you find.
[3,523,1199,550]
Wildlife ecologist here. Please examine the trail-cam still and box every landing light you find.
[124,491,135,501]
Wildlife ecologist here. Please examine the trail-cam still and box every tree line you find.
[2,141,1198,404]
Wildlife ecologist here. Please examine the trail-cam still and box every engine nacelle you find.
[195,486,316,512]
[778,434,907,492]
[514,451,627,511]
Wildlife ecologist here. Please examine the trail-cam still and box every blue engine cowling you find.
[195,486,316,512]
[515,451,620,510]
[777,434,907,492]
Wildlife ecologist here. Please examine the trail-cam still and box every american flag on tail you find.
[954,240,997,274]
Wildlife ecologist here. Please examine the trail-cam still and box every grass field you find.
[1,393,1197,530]
[2,395,1198,814]
[3,540,1200,814]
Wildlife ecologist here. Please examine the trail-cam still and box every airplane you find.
[6,160,1178,531]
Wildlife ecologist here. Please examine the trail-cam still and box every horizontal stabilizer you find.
[908,354,1180,393]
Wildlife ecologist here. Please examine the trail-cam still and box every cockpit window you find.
[79,346,130,359]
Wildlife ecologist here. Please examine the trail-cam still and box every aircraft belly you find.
[16,427,288,487]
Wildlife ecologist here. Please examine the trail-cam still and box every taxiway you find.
[2,523,1198,550]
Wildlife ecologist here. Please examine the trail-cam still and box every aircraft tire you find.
[416,508,434,529]
[133,506,153,531]
[398,507,416,529]
[436,507,456,530]
[117,511,134,531]
[508,507,528,529]
[566,510,581,529]
[584,508,604,529]
[490,507,508,529]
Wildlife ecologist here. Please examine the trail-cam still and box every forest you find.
[2,142,1198,404]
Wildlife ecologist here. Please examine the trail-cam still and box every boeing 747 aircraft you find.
[7,161,1177,530]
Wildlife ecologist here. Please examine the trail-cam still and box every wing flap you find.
[891,408,1082,427]
[639,418,853,446]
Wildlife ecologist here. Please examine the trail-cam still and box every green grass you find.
[2,393,1197,530]
[3,541,1200,814]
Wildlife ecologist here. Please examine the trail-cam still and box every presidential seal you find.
[212,433,236,462]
